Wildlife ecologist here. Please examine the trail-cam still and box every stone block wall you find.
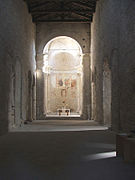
[0,0,36,135]
[91,0,135,131]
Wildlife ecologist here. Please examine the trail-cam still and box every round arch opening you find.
[43,36,83,117]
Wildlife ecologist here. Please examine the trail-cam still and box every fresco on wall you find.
[58,79,63,86]
[71,79,76,88]
[65,79,70,86]
[48,73,79,115]
[57,76,77,89]
[61,89,67,97]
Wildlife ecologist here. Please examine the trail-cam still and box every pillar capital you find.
[83,53,91,58]
[36,53,44,61]
[36,53,44,69]
[36,60,43,69]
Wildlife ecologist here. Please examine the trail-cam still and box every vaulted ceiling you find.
[24,0,98,23]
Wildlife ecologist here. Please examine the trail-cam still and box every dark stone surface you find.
[91,0,135,132]
[0,130,135,180]
[0,0,36,134]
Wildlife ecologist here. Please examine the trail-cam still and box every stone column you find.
[82,53,91,120]
[36,54,45,120]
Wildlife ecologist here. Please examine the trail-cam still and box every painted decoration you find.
[58,79,63,86]
[71,79,76,88]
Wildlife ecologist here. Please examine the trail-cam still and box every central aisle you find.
[10,120,108,132]
[0,130,135,179]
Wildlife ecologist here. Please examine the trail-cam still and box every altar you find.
[57,108,70,116]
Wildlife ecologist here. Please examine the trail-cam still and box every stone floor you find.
[0,126,135,180]
[10,120,108,132]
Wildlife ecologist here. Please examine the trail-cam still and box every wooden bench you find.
[116,133,129,157]
[116,133,135,162]
[124,137,135,162]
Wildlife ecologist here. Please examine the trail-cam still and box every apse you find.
[43,36,83,117]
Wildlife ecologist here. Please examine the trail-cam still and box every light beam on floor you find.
[83,151,116,161]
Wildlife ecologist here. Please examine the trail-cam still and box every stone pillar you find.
[111,49,120,131]
[82,53,91,120]
[36,54,45,119]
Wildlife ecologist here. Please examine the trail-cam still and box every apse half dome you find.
[43,36,82,73]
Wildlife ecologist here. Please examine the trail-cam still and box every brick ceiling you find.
[24,0,97,23]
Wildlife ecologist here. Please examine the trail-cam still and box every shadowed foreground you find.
[0,130,135,180]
